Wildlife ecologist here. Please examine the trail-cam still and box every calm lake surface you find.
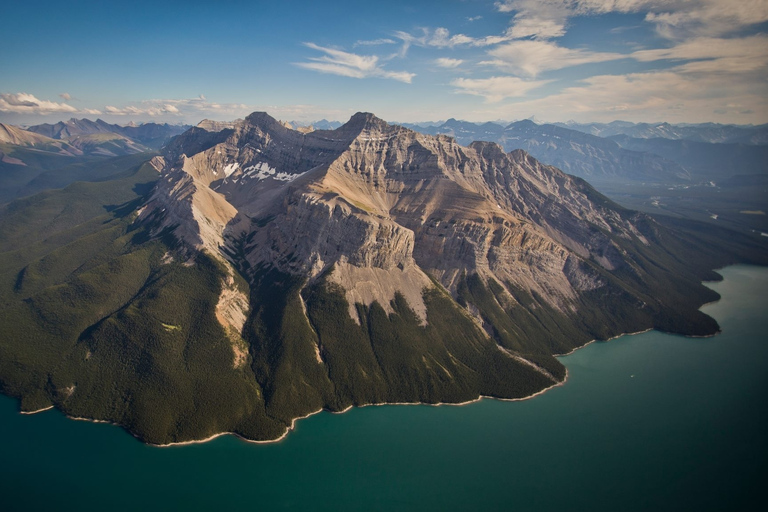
[1,265,766,511]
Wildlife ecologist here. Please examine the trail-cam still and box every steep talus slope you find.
[2,111,765,445]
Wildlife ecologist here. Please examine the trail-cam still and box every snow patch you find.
[223,162,239,177]
[241,162,304,182]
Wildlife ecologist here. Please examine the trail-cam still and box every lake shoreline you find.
[10,267,742,447]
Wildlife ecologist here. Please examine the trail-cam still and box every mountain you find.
[412,119,690,183]
[26,118,189,152]
[24,118,112,140]
[0,122,157,204]
[405,119,765,233]
[307,119,342,130]
[608,135,768,180]
[0,112,765,445]
[0,122,81,155]
[556,121,768,145]
[0,118,188,203]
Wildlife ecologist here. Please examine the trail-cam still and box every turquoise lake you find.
[1,265,766,511]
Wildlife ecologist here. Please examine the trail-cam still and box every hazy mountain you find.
[2,112,764,445]
[310,119,342,130]
[0,122,81,155]
[0,119,176,203]
[608,135,768,180]
[26,118,189,151]
[556,121,768,145]
[411,119,690,183]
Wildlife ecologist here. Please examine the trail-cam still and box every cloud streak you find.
[483,39,625,76]
[451,76,552,103]
[435,58,464,68]
[353,38,396,47]
[296,43,415,83]
[0,92,100,115]
[478,68,767,123]
[495,0,768,40]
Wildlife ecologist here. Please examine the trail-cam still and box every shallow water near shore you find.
[1,265,766,511]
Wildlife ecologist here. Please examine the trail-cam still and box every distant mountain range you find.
[402,118,767,184]
[408,118,690,183]
[555,120,768,145]
[0,119,189,203]
[25,118,189,153]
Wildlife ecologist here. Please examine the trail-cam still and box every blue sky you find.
[1,0,767,125]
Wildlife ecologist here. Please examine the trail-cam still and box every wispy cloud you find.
[495,0,573,39]
[394,27,512,52]
[0,92,100,115]
[59,92,72,101]
[479,68,767,123]
[451,76,552,103]
[353,38,396,47]
[103,95,251,118]
[630,34,768,74]
[482,39,625,77]
[435,58,464,68]
[467,16,483,22]
[104,104,180,116]
[495,0,768,40]
[296,43,415,83]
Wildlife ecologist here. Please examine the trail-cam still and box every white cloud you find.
[631,34,768,74]
[354,38,396,47]
[0,92,83,114]
[102,96,247,118]
[451,76,552,102]
[59,92,72,101]
[507,17,568,39]
[483,69,767,123]
[495,0,574,39]
[296,43,415,83]
[435,58,464,68]
[467,16,483,22]
[429,27,476,48]
[394,27,513,53]
[483,39,625,76]
[105,104,182,116]
[495,0,768,40]
[100,98,353,124]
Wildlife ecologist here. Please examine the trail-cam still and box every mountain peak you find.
[340,112,389,133]
[245,111,282,130]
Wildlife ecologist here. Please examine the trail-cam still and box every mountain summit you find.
[2,111,754,445]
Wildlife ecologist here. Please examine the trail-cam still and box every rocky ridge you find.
[142,112,717,369]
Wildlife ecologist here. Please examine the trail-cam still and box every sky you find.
[1,0,767,126]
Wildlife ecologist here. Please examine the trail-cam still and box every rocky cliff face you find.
[142,111,718,370]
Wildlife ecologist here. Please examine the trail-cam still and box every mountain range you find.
[0,119,188,203]
[25,118,189,152]
[1,112,765,444]
[406,119,767,184]
[555,120,768,145]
